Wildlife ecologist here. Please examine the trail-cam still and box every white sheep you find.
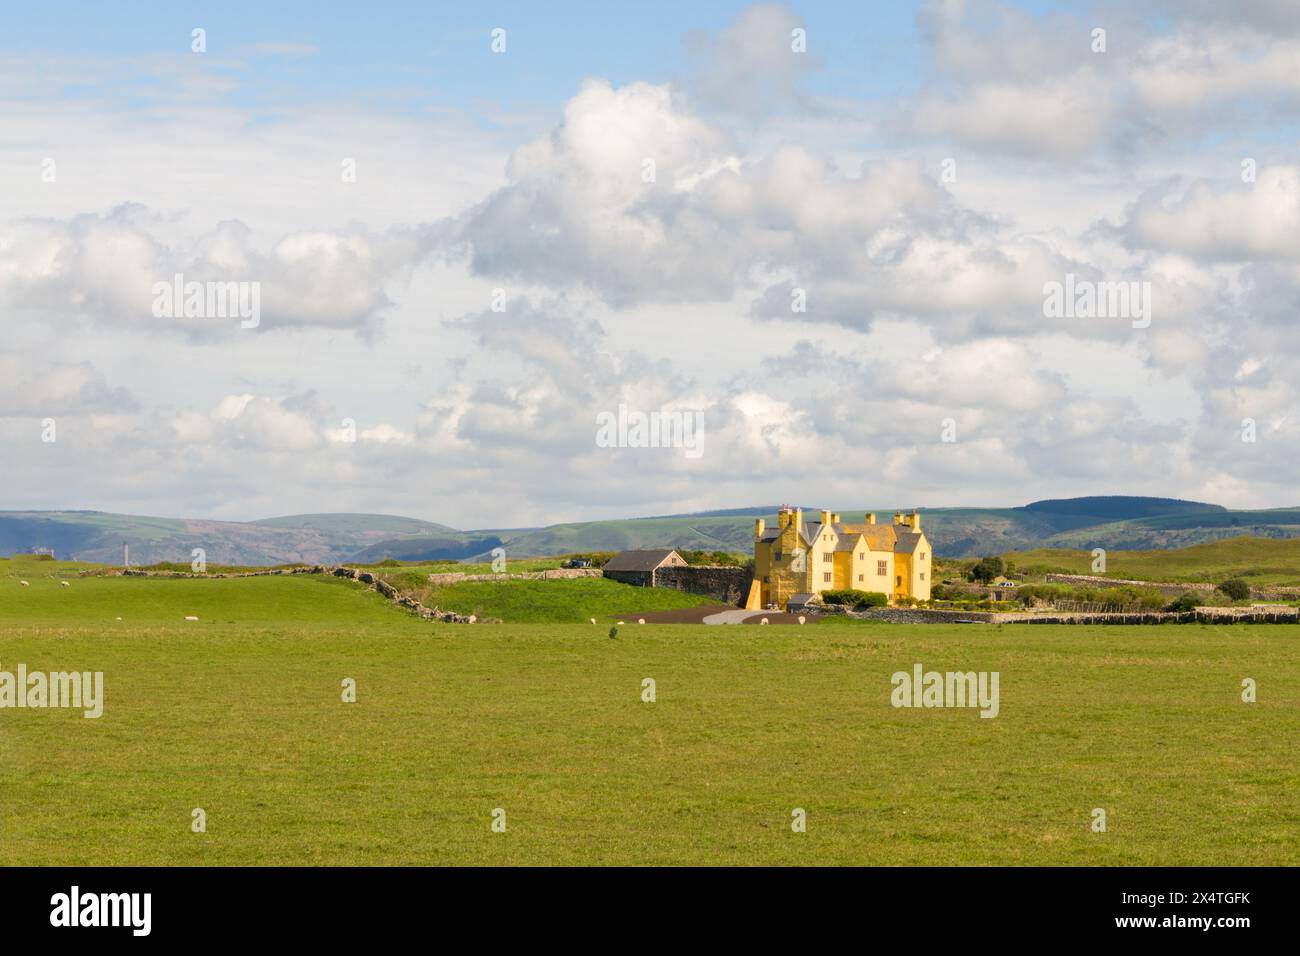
[760,617,769,625]
[590,617,597,624]
[638,618,645,624]
[19,580,29,587]
[798,615,806,625]
[60,581,70,588]
[184,615,199,621]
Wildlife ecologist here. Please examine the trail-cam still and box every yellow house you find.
[749,506,932,610]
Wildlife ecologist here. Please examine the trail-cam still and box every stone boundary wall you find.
[426,568,602,585]
[819,605,1300,625]
[91,565,475,623]
[653,566,753,604]
[1043,573,1213,596]
[1043,572,1300,601]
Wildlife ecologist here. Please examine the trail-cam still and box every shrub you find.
[1217,578,1251,601]
[677,549,747,567]
[969,556,1004,583]
[820,589,889,608]
[1166,592,1200,613]
[373,558,403,568]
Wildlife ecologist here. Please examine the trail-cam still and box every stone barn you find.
[601,548,687,587]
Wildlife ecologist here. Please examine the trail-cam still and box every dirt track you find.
[619,605,807,625]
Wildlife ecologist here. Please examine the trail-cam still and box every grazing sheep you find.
[19,580,29,587]
[60,581,70,587]
[759,617,769,625]
[184,615,199,621]
[590,617,596,625]
[798,616,806,625]
[638,618,645,624]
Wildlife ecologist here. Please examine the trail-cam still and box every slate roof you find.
[761,517,920,554]
[893,531,923,554]
[603,549,681,572]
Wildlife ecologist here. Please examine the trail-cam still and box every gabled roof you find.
[834,531,865,552]
[893,530,923,554]
[603,548,681,572]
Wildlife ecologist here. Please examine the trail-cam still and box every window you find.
[896,576,902,587]
[823,572,832,583]
[858,574,863,582]
[877,560,888,576]
[920,572,926,581]
[920,552,926,561]
[858,552,864,560]
[774,551,781,560]
[824,552,833,562]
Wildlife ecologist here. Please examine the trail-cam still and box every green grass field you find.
[1,557,1297,865]
[1005,536,1300,586]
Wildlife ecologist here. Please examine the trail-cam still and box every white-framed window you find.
[823,572,832,583]
[877,560,888,576]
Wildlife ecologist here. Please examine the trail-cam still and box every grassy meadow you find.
[1,555,1297,865]
[1004,536,1300,586]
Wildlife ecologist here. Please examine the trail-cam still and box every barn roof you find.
[603,548,682,572]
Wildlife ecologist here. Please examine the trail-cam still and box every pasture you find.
[1,556,1296,865]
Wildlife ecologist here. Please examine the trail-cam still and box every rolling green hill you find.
[5,496,1300,564]
[1005,536,1300,587]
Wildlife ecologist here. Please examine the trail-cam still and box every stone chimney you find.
[831,512,841,524]
[908,511,921,530]
[866,513,876,525]
[820,509,832,527]
[894,512,905,525]
[755,518,765,538]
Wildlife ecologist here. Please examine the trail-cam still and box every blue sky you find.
[2,1,1299,525]
[5,1,937,115]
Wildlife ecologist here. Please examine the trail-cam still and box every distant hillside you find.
[254,514,455,534]
[0,510,476,566]
[345,533,505,563]
[1022,496,1224,519]
[4,497,1299,564]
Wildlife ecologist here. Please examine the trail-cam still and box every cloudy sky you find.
[2,0,1298,528]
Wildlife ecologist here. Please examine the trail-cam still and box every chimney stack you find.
[755,518,765,538]
[820,509,832,527]
[866,513,876,525]
[908,511,921,530]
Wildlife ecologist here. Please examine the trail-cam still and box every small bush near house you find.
[969,556,1004,583]
[820,589,889,608]
[1217,578,1251,601]
[1166,592,1200,613]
